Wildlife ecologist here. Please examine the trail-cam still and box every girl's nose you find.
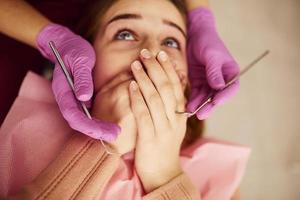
[140,40,161,58]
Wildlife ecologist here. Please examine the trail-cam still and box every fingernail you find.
[158,51,168,61]
[140,49,152,59]
[77,94,91,102]
[132,60,142,70]
[213,77,225,87]
[130,81,138,91]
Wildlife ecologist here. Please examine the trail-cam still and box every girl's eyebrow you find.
[105,13,187,39]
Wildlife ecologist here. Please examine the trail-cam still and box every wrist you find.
[140,166,183,193]
[36,23,74,60]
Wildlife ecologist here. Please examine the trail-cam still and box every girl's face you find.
[93,0,188,93]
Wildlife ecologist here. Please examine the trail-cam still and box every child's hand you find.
[129,49,188,193]
[92,71,137,155]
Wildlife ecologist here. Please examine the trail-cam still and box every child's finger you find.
[131,60,170,132]
[129,80,155,143]
[156,51,186,114]
[139,49,177,123]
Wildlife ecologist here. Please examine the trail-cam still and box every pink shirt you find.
[0,72,250,200]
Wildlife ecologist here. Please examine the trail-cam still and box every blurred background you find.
[206,0,300,199]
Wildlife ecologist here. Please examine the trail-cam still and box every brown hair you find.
[77,0,204,149]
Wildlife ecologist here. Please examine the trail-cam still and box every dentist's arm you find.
[0,0,50,48]
[0,0,121,141]
[185,0,209,10]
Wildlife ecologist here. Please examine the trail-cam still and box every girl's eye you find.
[163,38,181,50]
[114,29,136,41]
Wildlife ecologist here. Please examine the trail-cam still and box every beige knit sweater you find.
[8,133,201,200]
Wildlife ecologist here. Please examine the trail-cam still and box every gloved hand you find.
[187,7,240,120]
[36,23,120,141]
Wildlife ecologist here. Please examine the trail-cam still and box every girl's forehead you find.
[101,0,186,31]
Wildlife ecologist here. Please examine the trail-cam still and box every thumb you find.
[73,66,94,102]
[206,59,225,90]
[66,48,96,102]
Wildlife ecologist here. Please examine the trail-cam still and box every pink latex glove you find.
[36,23,120,141]
[187,7,240,120]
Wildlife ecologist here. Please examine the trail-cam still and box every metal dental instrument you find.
[175,50,270,117]
[49,41,118,155]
